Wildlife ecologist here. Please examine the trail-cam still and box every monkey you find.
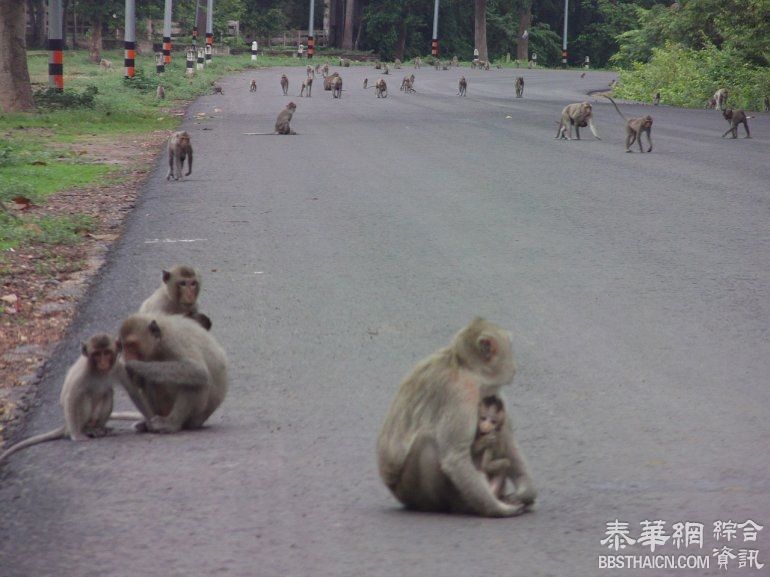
[275,102,298,135]
[514,76,524,98]
[471,396,511,498]
[118,314,228,434]
[375,78,388,98]
[713,88,728,111]
[0,335,122,464]
[414,56,422,69]
[250,79,257,92]
[434,58,441,71]
[280,74,289,95]
[764,96,769,112]
[375,61,382,70]
[580,71,586,78]
[299,76,313,97]
[484,60,491,71]
[496,63,502,69]
[139,265,207,326]
[212,83,224,95]
[314,63,321,74]
[452,56,459,68]
[652,91,660,106]
[306,65,314,77]
[605,96,653,153]
[332,75,343,99]
[343,58,351,67]
[322,63,330,77]
[608,79,617,88]
[721,108,752,139]
[400,74,416,93]
[442,62,450,71]
[377,318,537,517]
[166,131,193,181]
[706,97,717,109]
[470,60,477,70]
[99,58,113,71]
[323,72,340,91]
[363,78,368,89]
[156,84,165,99]
[394,58,401,69]
[457,76,467,97]
[555,102,600,140]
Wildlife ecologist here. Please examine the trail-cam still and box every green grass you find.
[1,163,111,200]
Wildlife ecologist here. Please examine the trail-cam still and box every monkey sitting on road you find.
[275,102,298,134]
[605,96,653,153]
[212,83,224,95]
[457,76,467,97]
[721,108,752,139]
[166,131,193,181]
[250,79,257,92]
[0,335,125,464]
[118,314,228,434]
[377,318,536,517]
[555,102,600,140]
[471,396,512,498]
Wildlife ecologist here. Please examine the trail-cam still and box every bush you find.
[33,85,99,110]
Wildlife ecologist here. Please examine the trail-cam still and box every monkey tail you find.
[109,411,144,421]
[604,95,628,121]
[0,426,66,465]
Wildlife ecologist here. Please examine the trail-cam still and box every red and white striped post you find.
[205,0,213,63]
[48,0,64,91]
[124,0,136,79]
[307,0,315,59]
[431,0,440,58]
[163,0,173,66]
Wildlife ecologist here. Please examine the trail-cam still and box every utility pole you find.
[205,0,213,62]
[163,0,172,65]
[562,0,568,67]
[48,0,64,90]
[307,0,315,59]
[125,0,136,78]
[431,0,439,58]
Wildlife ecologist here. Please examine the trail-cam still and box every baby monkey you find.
[471,396,511,498]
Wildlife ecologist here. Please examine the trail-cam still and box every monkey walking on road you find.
[605,96,653,153]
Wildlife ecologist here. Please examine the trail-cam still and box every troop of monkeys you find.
[1,274,536,518]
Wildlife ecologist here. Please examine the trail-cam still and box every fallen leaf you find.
[1,294,19,304]
[11,196,32,210]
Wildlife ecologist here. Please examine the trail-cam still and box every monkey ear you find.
[149,320,162,339]
[477,335,498,362]
[81,342,89,356]
[162,270,171,283]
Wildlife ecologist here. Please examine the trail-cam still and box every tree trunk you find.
[27,0,47,49]
[342,0,355,49]
[395,16,407,61]
[0,1,34,112]
[89,15,102,63]
[516,5,531,62]
[474,0,488,61]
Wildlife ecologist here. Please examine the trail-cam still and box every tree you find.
[342,0,356,49]
[0,0,34,112]
[474,0,488,60]
[516,0,531,61]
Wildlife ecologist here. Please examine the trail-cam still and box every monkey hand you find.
[124,361,151,390]
[472,433,498,452]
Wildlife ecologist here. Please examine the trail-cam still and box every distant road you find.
[1,65,768,577]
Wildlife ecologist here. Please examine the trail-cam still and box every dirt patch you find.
[0,131,170,445]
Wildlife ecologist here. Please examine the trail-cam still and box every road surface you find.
[1,65,768,577]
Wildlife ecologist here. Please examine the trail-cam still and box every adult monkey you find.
[555,102,600,140]
[457,76,467,97]
[166,131,193,181]
[605,96,653,153]
[514,76,524,98]
[118,314,228,434]
[713,88,728,111]
[377,318,536,517]
[140,265,212,331]
[721,108,752,139]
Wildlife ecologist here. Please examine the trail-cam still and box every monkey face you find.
[176,278,199,307]
[478,405,504,435]
[119,319,161,361]
[90,349,116,373]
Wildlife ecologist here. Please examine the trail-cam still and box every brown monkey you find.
[341,58,351,67]
[652,91,660,106]
[332,75,343,99]
[414,56,422,69]
[375,78,387,98]
[394,58,402,69]
[713,88,728,111]
[280,74,289,95]
[514,76,524,98]
[721,109,751,139]
[400,75,416,93]
[212,83,224,95]
[323,72,340,91]
[764,96,769,112]
[377,318,536,517]
[472,396,511,498]
[0,335,122,464]
[250,79,257,92]
[156,84,166,99]
[99,58,114,71]
[118,314,228,434]
[555,102,600,140]
[299,76,313,97]
[322,63,330,77]
[451,55,459,68]
[315,63,321,74]
[166,131,193,181]
[306,65,314,77]
[275,102,298,135]
[363,78,369,89]
[580,71,586,78]
[383,63,389,75]
[605,96,653,152]
[458,76,467,97]
[375,61,382,70]
[706,97,717,109]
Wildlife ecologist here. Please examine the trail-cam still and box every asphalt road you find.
[0,65,768,577]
